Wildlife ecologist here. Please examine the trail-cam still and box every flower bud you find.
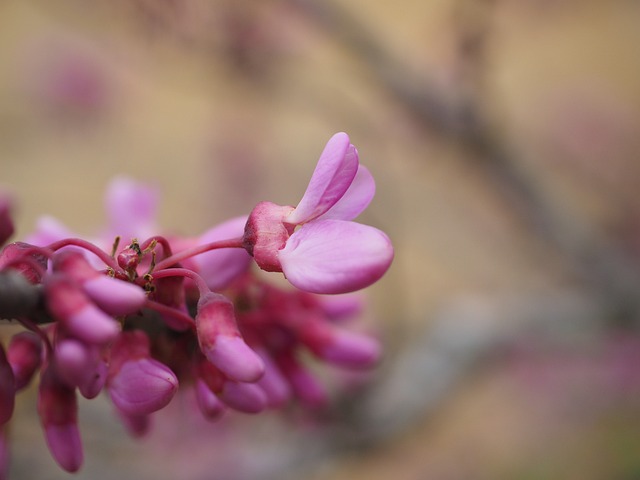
[54,339,107,398]
[53,250,146,316]
[194,379,226,421]
[7,331,42,391]
[300,321,381,369]
[218,381,267,414]
[276,352,327,408]
[107,331,178,416]
[37,367,83,473]
[0,242,48,284]
[196,292,264,383]
[45,274,120,345]
[254,349,291,408]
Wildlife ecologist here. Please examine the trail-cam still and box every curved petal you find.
[104,177,159,241]
[286,133,358,224]
[191,216,252,290]
[318,165,375,221]
[279,220,394,294]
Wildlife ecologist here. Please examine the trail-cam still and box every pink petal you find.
[104,177,159,241]
[254,349,291,408]
[191,216,252,290]
[319,165,375,221]
[82,276,146,316]
[24,215,75,246]
[286,133,359,224]
[204,335,265,383]
[279,220,394,294]
[108,358,178,416]
[219,381,267,414]
[194,379,226,421]
[43,424,83,473]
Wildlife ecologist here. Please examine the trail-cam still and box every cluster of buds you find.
[0,133,393,475]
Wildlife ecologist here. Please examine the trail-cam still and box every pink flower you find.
[7,331,42,390]
[44,274,120,345]
[195,292,264,383]
[243,132,393,294]
[52,250,146,316]
[37,367,83,473]
[107,331,179,416]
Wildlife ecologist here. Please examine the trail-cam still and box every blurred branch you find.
[291,0,640,322]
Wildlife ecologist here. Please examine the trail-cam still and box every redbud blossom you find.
[276,352,328,408]
[44,274,120,345]
[0,242,48,284]
[196,292,264,383]
[299,320,381,369]
[52,250,146,316]
[54,338,106,398]
[37,367,83,473]
[243,132,393,294]
[107,331,178,416]
[194,378,226,420]
[7,331,42,390]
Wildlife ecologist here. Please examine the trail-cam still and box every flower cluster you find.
[0,133,393,474]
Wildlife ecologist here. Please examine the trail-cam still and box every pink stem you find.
[139,236,173,259]
[149,268,210,297]
[153,237,244,271]
[144,299,196,330]
[46,238,120,271]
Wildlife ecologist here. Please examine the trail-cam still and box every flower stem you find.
[148,268,210,297]
[144,299,196,330]
[153,237,244,271]
[46,238,120,271]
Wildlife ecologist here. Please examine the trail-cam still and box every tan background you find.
[2,1,640,479]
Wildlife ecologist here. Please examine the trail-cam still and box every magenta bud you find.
[196,293,264,382]
[82,276,146,316]
[194,379,226,421]
[45,275,120,345]
[255,349,291,408]
[37,368,83,473]
[0,242,48,284]
[219,380,267,414]
[108,358,178,416]
[0,345,15,426]
[7,331,42,391]
[78,359,107,400]
[54,339,106,398]
[277,353,327,408]
[53,250,146,316]
[118,412,151,438]
[301,323,381,369]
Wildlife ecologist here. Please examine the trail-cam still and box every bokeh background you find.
[2,0,640,479]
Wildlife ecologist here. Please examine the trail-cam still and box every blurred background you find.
[2,0,640,479]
